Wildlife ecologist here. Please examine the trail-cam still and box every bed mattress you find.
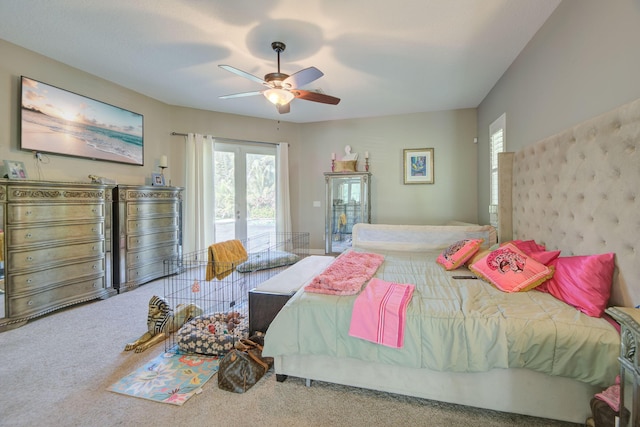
[263,248,619,387]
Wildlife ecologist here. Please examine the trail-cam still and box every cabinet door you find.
[325,173,370,254]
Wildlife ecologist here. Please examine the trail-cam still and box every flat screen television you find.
[20,76,144,166]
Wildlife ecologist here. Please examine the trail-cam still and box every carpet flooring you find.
[0,278,582,427]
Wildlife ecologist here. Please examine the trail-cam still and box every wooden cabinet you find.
[0,180,113,331]
[324,172,371,254]
[112,185,182,292]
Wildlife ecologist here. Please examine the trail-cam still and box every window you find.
[489,113,506,227]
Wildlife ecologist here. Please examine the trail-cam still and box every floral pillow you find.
[507,239,560,265]
[436,239,483,270]
[536,253,615,317]
[469,243,555,293]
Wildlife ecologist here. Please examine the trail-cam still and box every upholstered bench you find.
[249,255,334,334]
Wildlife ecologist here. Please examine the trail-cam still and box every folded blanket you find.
[206,239,248,281]
[348,278,415,348]
[304,250,384,295]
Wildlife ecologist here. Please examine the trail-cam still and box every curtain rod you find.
[171,132,281,147]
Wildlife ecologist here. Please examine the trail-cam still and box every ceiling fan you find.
[219,41,340,114]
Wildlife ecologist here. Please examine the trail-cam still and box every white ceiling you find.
[0,0,561,123]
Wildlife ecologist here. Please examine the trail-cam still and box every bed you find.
[263,96,640,423]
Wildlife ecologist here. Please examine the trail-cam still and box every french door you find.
[214,142,276,243]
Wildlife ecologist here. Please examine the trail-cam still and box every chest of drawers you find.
[112,185,182,292]
[0,180,113,331]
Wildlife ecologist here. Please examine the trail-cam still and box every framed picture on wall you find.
[20,76,144,166]
[3,160,28,180]
[403,148,434,184]
[151,173,165,186]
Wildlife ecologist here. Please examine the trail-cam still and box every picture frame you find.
[403,148,434,184]
[3,160,28,180]
[151,173,165,186]
[20,76,144,166]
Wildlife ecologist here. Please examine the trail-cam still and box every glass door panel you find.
[214,143,276,243]
[214,150,235,242]
[246,152,276,239]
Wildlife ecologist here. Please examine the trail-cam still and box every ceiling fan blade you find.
[282,67,323,89]
[292,89,340,105]
[276,103,291,114]
[219,91,263,99]
[219,65,269,86]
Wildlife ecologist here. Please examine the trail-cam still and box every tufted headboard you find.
[498,97,640,308]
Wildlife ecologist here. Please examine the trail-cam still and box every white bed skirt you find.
[273,354,598,424]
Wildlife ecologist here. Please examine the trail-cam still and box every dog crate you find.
[163,232,309,354]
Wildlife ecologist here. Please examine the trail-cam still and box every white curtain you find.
[183,133,215,254]
[276,142,292,235]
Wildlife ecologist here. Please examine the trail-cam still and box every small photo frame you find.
[403,148,434,184]
[3,160,28,180]
[151,173,165,186]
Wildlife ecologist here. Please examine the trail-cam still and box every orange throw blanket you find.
[206,239,248,281]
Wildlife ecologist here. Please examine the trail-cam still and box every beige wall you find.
[477,0,640,225]
[299,110,478,248]
[0,38,172,185]
[1,38,479,252]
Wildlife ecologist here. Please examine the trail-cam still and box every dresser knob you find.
[93,265,97,270]
[26,256,33,262]
[25,233,32,239]
[27,278,32,284]
[25,211,32,216]
[28,300,34,306]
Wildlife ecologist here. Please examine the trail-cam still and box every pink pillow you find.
[536,253,615,317]
[510,239,546,254]
[469,243,555,293]
[529,250,561,265]
[507,239,560,265]
[436,239,483,270]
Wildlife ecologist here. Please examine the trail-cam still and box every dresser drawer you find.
[7,203,104,224]
[126,216,177,234]
[8,258,105,293]
[7,277,105,318]
[7,222,103,247]
[126,244,177,267]
[127,230,178,250]
[127,259,167,284]
[7,240,105,271]
[127,202,178,217]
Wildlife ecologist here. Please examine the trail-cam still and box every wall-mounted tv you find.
[20,76,144,166]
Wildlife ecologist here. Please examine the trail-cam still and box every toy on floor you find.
[124,295,203,353]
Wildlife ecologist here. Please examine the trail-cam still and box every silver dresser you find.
[0,180,113,331]
[112,185,182,292]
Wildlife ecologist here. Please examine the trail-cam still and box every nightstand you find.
[605,307,640,427]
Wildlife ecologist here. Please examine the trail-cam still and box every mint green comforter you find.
[263,249,619,387]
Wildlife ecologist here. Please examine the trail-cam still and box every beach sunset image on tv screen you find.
[20,76,143,165]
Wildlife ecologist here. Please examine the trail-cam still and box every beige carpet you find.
[0,278,581,427]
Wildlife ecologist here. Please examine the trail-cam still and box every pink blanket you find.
[348,278,415,348]
[304,251,384,296]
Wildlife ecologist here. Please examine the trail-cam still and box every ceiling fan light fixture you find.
[264,88,294,106]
